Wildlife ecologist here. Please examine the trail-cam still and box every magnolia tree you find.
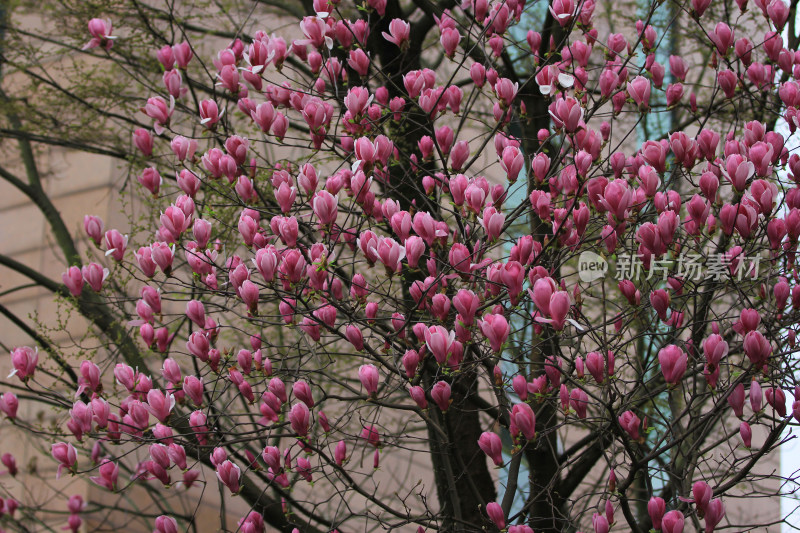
[2,0,800,531]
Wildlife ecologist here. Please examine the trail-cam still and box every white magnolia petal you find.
[566,318,585,331]
[558,73,575,87]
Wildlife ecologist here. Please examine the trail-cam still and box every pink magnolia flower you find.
[593,513,609,533]
[705,499,725,532]
[533,290,570,331]
[251,102,276,132]
[480,207,505,241]
[67,494,86,515]
[313,190,339,227]
[358,364,379,397]
[479,313,510,353]
[62,266,84,297]
[650,289,671,320]
[173,41,193,68]
[345,325,364,351]
[332,440,347,466]
[289,402,311,436]
[662,510,685,533]
[238,280,260,313]
[531,276,556,313]
[585,351,606,384]
[431,381,452,411]
[216,461,241,494]
[648,497,666,530]
[486,502,505,530]
[425,325,455,364]
[185,300,206,328]
[83,18,115,51]
[0,392,19,419]
[549,0,576,26]
[132,130,153,159]
[765,387,787,416]
[142,96,174,135]
[450,140,470,171]
[494,78,518,108]
[67,400,92,440]
[104,229,128,261]
[402,350,420,378]
[751,380,764,413]
[478,432,503,466]
[10,346,38,380]
[570,388,589,418]
[740,421,752,447]
[154,516,178,533]
[511,402,536,440]
[348,49,370,76]
[409,386,427,409]
[453,289,480,326]
[743,330,772,367]
[361,425,381,447]
[728,383,745,417]
[82,263,109,292]
[52,442,77,478]
[190,410,209,444]
[1,453,16,477]
[382,19,411,49]
[183,376,204,406]
[549,97,584,133]
[709,22,734,55]
[440,27,461,58]
[658,345,688,385]
[145,389,176,422]
[628,76,652,109]
[90,458,119,491]
[618,410,641,440]
[768,0,790,29]
[500,145,524,182]
[84,215,105,245]
[199,99,223,128]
